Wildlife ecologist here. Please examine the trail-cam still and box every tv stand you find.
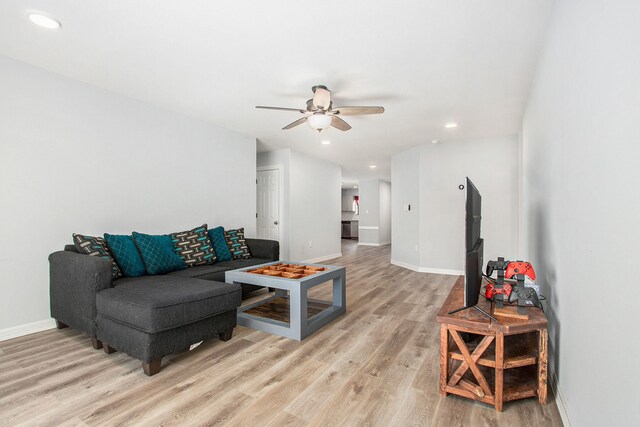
[437,276,548,411]
[447,305,498,322]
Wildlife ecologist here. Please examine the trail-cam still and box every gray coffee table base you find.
[225,262,346,341]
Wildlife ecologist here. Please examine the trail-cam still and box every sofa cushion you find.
[208,226,232,262]
[96,276,241,333]
[132,232,186,275]
[167,257,272,282]
[224,228,251,260]
[104,234,146,277]
[73,233,122,279]
[170,224,216,267]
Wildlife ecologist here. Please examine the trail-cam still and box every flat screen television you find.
[449,177,496,321]
[464,177,483,308]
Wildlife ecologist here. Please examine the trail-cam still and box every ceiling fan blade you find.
[256,106,306,113]
[312,87,331,111]
[282,117,308,130]
[331,116,352,131]
[332,106,385,116]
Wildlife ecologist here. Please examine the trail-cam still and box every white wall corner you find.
[391,259,463,276]
[0,318,57,342]
[550,370,572,427]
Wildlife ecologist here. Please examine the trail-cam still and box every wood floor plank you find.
[0,240,563,426]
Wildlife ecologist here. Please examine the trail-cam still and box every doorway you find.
[256,167,282,242]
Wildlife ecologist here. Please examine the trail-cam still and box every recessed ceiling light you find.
[432,139,440,144]
[321,140,331,145]
[353,185,358,189]
[369,165,377,169]
[444,122,458,129]
[28,13,62,29]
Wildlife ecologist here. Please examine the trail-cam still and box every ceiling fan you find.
[256,85,384,132]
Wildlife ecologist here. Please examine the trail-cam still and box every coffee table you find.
[225,261,346,341]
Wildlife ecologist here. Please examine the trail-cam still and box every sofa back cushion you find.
[132,232,186,275]
[104,234,147,277]
[170,224,216,267]
[73,233,122,279]
[208,226,232,262]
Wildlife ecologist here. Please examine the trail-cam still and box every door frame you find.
[256,165,284,246]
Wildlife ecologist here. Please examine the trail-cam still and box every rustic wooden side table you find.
[436,276,548,411]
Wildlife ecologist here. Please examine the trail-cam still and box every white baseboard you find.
[304,253,342,264]
[358,241,391,247]
[390,259,463,276]
[0,318,57,342]
[550,370,572,427]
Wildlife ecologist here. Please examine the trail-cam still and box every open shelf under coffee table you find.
[225,261,346,341]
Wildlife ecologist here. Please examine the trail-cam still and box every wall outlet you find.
[308,240,313,248]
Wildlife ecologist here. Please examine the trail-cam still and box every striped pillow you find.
[224,228,252,260]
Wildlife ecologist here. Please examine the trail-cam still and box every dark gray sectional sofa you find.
[49,238,279,375]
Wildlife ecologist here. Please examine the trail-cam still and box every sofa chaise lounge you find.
[49,238,279,375]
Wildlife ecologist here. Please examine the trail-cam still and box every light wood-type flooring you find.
[0,240,563,426]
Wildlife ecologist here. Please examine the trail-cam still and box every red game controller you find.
[485,282,513,300]
[505,262,536,281]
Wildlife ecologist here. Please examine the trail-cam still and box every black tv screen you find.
[465,177,482,251]
[465,239,484,307]
[464,177,483,307]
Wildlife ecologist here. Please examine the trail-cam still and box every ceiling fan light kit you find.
[256,85,384,133]
[307,113,332,131]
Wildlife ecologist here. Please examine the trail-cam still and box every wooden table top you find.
[436,276,547,335]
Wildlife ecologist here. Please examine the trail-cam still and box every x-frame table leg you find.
[449,330,494,398]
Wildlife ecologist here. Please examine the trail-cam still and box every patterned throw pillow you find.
[104,234,146,277]
[208,226,232,262]
[73,233,122,279]
[224,228,252,260]
[170,224,217,267]
[132,232,186,275]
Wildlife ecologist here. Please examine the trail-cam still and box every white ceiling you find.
[0,0,554,182]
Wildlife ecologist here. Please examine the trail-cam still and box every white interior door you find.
[257,169,280,241]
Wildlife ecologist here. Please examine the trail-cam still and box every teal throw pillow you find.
[104,234,146,277]
[132,232,186,275]
[208,226,232,262]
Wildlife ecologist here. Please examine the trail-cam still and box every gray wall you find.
[258,149,341,262]
[0,56,256,336]
[358,179,391,246]
[391,137,518,273]
[358,179,380,245]
[290,151,342,261]
[391,147,420,267]
[522,0,640,425]
[419,136,518,272]
[379,181,391,244]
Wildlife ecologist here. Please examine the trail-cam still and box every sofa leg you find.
[103,343,117,354]
[219,328,234,342]
[143,359,162,376]
[91,338,103,350]
[56,320,69,329]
